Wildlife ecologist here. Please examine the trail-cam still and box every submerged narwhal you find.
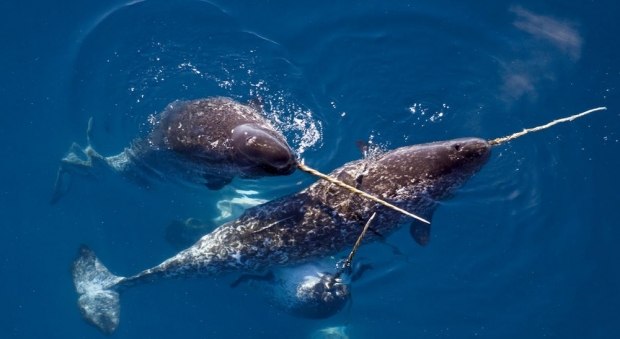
[52,97,296,203]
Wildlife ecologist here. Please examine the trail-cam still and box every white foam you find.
[263,94,323,157]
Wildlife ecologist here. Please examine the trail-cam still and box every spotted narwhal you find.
[71,137,491,333]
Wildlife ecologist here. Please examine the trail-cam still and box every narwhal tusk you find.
[344,212,376,269]
[488,107,607,146]
[333,212,376,280]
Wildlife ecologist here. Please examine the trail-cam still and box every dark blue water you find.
[2,0,619,338]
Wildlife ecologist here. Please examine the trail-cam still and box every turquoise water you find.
[1,0,619,338]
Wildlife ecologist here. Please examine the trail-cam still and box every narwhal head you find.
[287,272,350,319]
[360,138,491,246]
[231,123,297,176]
[364,137,491,201]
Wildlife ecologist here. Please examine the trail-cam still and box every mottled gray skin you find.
[52,97,295,203]
[72,137,491,333]
[231,261,357,319]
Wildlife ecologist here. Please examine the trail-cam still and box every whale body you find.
[52,97,296,203]
[71,137,491,333]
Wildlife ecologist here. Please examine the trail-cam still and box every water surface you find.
[1,0,618,338]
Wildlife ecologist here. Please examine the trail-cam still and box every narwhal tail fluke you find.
[51,142,109,204]
[72,245,125,334]
[52,118,112,204]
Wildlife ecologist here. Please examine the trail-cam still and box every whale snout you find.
[261,149,297,175]
[449,137,492,167]
[232,124,296,175]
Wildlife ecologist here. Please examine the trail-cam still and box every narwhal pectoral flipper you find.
[72,245,124,334]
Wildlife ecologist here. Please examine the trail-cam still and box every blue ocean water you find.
[1,0,619,338]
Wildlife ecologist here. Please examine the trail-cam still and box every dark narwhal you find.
[52,97,296,203]
[71,137,491,333]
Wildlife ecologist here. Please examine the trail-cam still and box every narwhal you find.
[52,97,297,203]
[70,107,606,333]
